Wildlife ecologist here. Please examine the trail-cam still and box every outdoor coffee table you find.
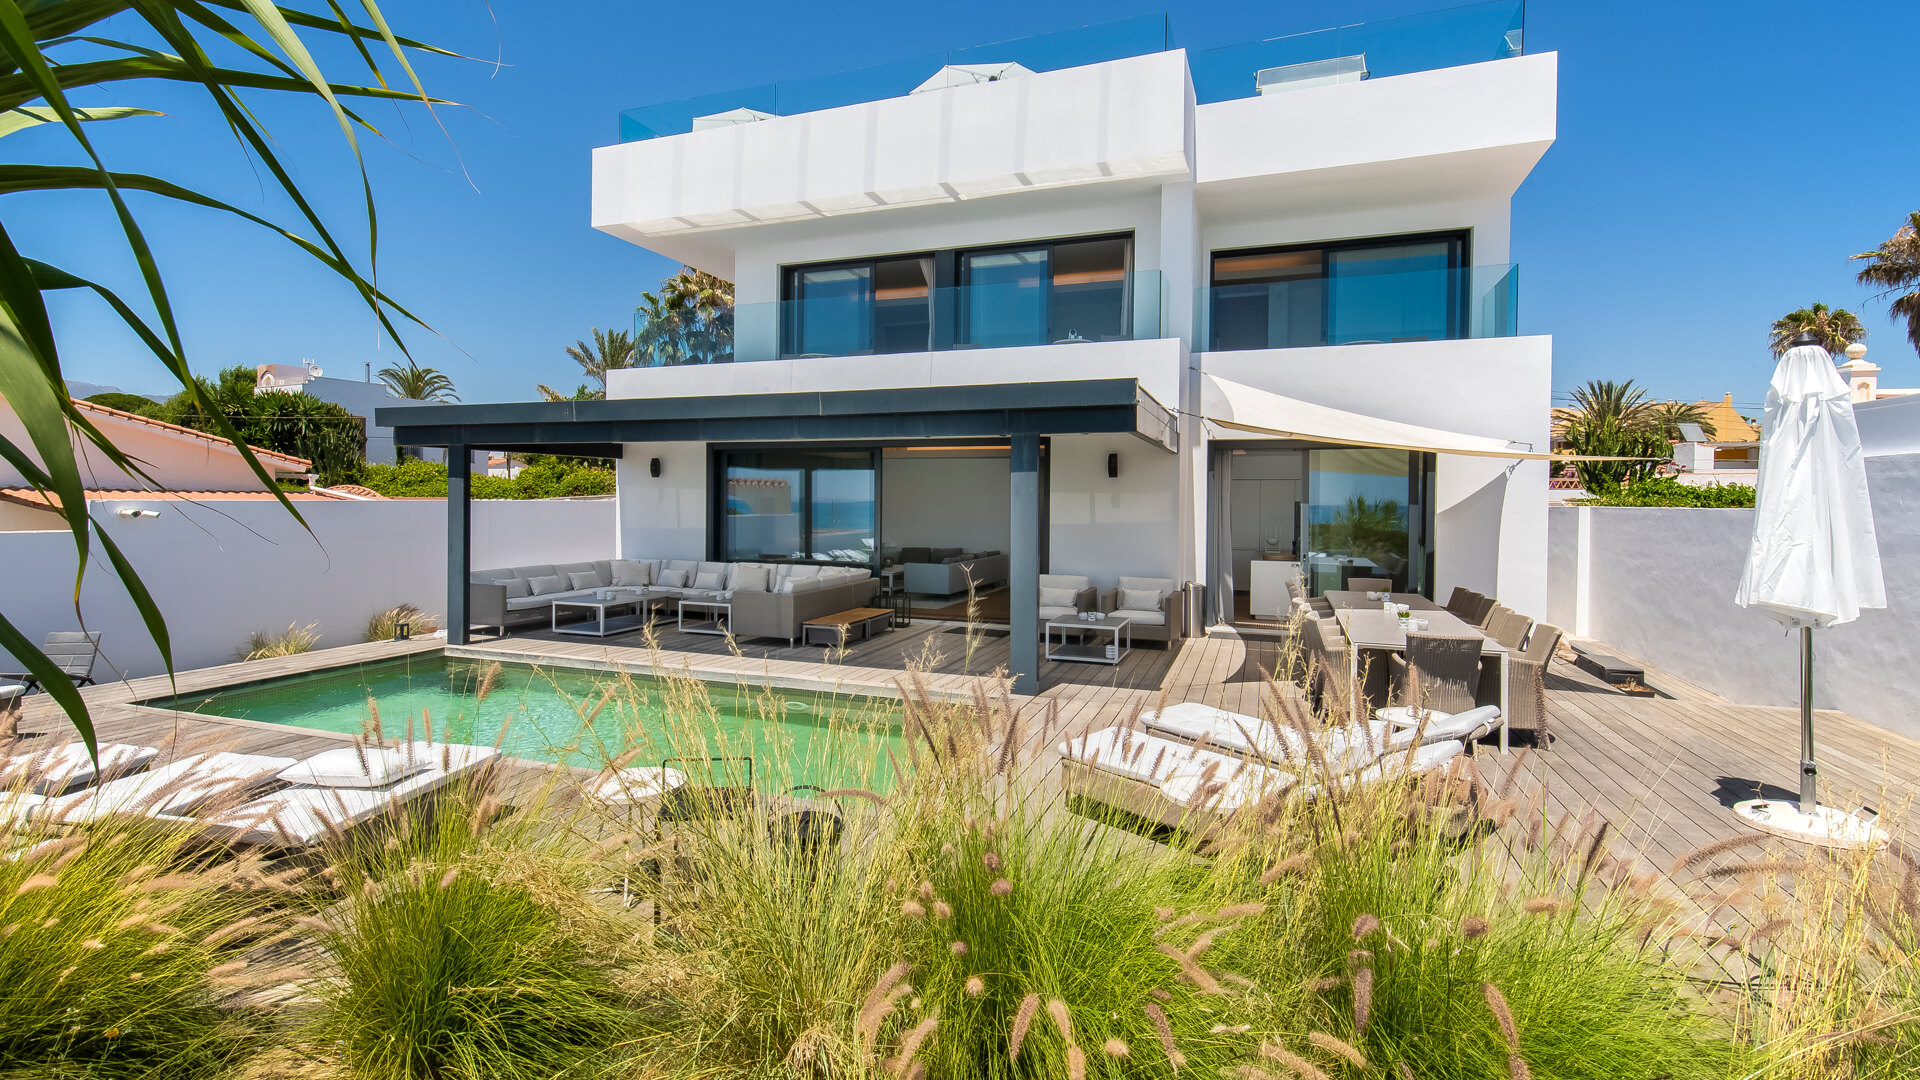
[1045,616,1131,665]
[553,592,661,638]
[678,598,732,636]
[802,607,895,647]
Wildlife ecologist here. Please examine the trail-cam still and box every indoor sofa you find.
[897,547,1010,599]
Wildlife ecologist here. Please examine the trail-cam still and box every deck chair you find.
[1144,701,1501,773]
[44,751,297,824]
[196,742,500,848]
[1,632,102,694]
[2,741,158,796]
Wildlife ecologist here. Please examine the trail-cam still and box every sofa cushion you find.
[778,575,824,594]
[471,568,508,584]
[567,571,602,591]
[1111,607,1167,626]
[492,577,532,599]
[697,561,728,579]
[667,559,699,575]
[899,546,931,565]
[1120,587,1164,612]
[1039,574,1091,591]
[511,564,557,580]
[527,574,568,596]
[657,567,690,589]
[1119,576,1177,595]
[931,547,962,562]
[1039,605,1078,620]
[610,559,652,587]
[506,594,558,611]
[732,565,772,593]
[591,559,612,581]
[787,564,822,580]
[693,570,725,591]
[1038,586,1080,609]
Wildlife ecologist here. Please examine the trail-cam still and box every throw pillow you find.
[693,570,725,591]
[278,746,428,789]
[732,565,772,593]
[1120,587,1163,612]
[527,574,568,596]
[1038,586,1078,609]
[568,571,601,591]
[492,578,531,599]
[610,559,651,587]
[656,568,689,589]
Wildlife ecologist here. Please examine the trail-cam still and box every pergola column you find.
[446,444,471,645]
[1008,430,1040,696]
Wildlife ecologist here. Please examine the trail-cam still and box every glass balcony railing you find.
[616,1,1525,141]
[631,271,1163,366]
[1199,264,1518,352]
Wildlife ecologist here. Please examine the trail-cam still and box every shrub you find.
[1576,475,1757,507]
[303,773,635,1080]
[238,622,321,661]
[357,457,615,499]
[364,604,440,642]
[0,782,281,1076]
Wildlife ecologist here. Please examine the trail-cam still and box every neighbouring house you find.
[1835,351,1919,404]
[254,362,445,464]
[0,396,355,530]
[380,4,1555,691]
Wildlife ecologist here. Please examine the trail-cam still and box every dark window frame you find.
[779,231,1135,356]
[710,445,882,567]
[1207,230,1471,350]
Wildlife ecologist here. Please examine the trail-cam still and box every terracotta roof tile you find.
[71,399,311,470]
[0,487,354,510]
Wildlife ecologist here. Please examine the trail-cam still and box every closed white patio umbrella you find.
[1732,331,1887,846]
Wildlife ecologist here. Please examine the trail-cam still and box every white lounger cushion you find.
[49,751,298,823]
[1060,727,1292,808]
[586,766,688,804]
[277,745,430,789]
[1145,702,1500,770]
[2,742,158,795]
[205,743,499,847]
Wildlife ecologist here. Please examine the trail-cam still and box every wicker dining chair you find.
[1481,622,1563,744]
[1298,614,1350,709]
[1347,576,1393,593]
[1477,602,1515,631]
[1444,587,1480,618]
[1389,632,1483,715]
[1486,609,1533,651]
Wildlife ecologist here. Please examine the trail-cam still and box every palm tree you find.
[1646,400,1716,442]
[1557,379,1669,493]
[0,2,454,752]
[1852,209,1920,355]
[535,383,598,402]
[1769,303,1865,356]
[378,363,458,402]
[635,268,735,366]
[563,328,635,394]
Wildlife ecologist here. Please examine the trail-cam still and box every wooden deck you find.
[11,620,1916,878]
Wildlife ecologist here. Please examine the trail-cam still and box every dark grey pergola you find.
[379,378,1177,694]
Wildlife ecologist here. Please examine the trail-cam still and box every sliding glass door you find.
[719,449,877,564]
[1299,447,1435,596]
[1208,232,1468,350]
[785,257,932,357]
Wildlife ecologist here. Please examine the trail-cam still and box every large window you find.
[781,233,1133,356]
[719,449,877,564]
[1299,447,1435,597]
[1209,232,1468,350]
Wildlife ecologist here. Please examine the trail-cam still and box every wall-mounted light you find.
[1107,453,1119,479]
[116,507,161,519]
[649,457,662,478]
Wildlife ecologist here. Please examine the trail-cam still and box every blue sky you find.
[22,0,1919,416]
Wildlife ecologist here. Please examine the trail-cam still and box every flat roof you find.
[378,379,1177,455]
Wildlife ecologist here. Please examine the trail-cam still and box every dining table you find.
[1330,598,1511,753]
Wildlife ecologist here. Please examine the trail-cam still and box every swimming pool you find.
[146,655,903,791]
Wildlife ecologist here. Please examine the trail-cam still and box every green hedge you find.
[357,458,615,499]
[1575,475,1756,507]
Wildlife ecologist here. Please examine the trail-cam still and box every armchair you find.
[1097,576,1186,646]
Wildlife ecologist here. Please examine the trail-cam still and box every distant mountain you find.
[66,380,166,404]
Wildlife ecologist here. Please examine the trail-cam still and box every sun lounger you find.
[2,741,159,796]
[194,742,500,848]
[45,751,298,824]
[1143,701,1500,770]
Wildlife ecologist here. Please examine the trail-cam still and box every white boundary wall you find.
[1546,453,1920,740]
[2,497,614,682]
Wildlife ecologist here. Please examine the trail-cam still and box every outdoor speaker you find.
[650,457,662,478]
[1107,453,1119,479]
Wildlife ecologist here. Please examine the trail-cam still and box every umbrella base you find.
[1733,799,1885,849]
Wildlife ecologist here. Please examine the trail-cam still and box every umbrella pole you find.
[1799,625,1817,810]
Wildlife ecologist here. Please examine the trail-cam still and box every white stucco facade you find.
[593,38,1558,619]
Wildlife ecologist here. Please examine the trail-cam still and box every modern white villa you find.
[383,5,1557,693]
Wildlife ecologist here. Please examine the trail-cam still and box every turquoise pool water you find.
[146,655,903,791]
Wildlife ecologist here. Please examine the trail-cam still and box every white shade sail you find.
[1734,344,1887,629]
[1199,374,1563,460]
[910,62,1035,94]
